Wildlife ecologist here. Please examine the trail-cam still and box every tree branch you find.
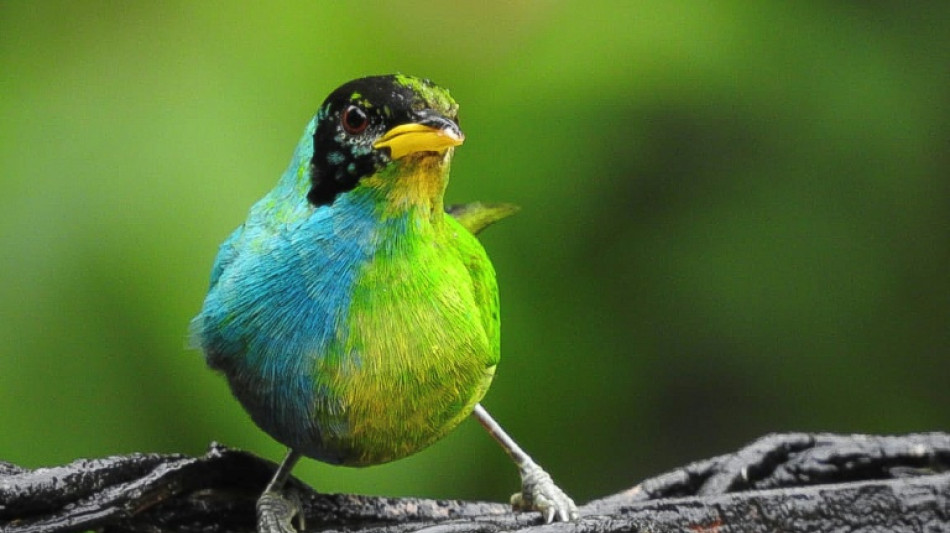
[2,433,948,533]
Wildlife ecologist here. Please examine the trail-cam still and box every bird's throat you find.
[363,153,452,221]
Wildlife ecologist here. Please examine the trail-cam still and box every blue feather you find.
[191,119,383,462]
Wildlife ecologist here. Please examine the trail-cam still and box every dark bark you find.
[2,433,948,533]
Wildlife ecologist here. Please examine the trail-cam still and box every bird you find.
[190,74,577,532]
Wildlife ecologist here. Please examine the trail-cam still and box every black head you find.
[307,74,461,207]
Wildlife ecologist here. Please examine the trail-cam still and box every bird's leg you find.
[257,449,304,533]
[471,404,578,523]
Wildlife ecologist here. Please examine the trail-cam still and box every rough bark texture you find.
[2,433,948,533]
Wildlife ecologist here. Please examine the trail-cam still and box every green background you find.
[2,2,948,504]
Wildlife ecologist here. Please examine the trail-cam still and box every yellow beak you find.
[373,123,464,160]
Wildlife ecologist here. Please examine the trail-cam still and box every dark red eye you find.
[342,105,369,134]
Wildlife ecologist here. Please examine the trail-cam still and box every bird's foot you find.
[511,462,578,523]
[257,489,304,533]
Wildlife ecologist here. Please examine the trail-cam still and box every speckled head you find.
[307,75,462,207]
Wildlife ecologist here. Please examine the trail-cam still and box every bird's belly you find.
[317,354,496,466]
[217,308,494,467]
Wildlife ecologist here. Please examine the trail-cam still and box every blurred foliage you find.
[1,1,948,505]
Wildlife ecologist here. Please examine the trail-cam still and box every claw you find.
[512,463,578,522]
[257,490,302,533]
[469,405,578,523]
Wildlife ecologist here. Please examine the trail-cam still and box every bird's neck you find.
[360,153,453,224]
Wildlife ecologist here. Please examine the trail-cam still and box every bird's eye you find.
[342,105,369,134]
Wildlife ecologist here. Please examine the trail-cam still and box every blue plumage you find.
[192,119,382,462]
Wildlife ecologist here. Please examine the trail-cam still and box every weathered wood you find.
[2,433,948,533]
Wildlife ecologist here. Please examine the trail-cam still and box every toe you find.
[257,490,300,533]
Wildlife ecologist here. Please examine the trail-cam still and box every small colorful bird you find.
[191,74,577,532]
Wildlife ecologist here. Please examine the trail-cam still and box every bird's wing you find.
[446,202,519,235]
[206,168,314,291]
[444,215,502,368]
[207,223,246,290]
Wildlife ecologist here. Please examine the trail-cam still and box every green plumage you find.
[310,187,504,465]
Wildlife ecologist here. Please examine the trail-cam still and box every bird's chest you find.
[313,230,494,464]
[327,234,488,396]
[348,244,484,369]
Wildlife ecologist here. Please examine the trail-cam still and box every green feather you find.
[308,163,502,466]
[446,202,520,235]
